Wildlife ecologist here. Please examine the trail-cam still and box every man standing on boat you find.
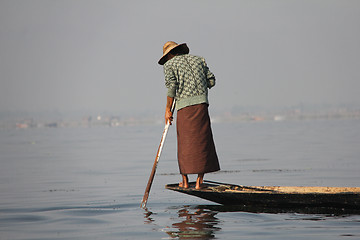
[158,41,220,189]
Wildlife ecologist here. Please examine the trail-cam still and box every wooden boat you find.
[165,180,360,213]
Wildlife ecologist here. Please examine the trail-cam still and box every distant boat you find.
[165,180,360,213]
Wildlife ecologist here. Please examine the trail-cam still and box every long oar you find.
[140,100,175,209]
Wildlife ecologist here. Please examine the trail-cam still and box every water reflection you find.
[165,206,221,239]
[143,208,155,224]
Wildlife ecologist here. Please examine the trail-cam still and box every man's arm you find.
[165,96,174,125]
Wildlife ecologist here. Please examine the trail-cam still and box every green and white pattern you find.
[164,54,216,110]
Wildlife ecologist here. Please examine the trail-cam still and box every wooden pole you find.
[140,100,175,209]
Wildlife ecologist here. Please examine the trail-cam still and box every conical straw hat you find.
[158,41,189,65]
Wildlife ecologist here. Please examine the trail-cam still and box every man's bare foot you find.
[179,182,189,188]
[195,184,204,189]
[179,174,189,188]
[195,173,204,189]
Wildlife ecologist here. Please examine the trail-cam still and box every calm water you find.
[0,118,359,239]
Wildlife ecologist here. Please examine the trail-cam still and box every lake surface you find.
[1,118,359,239]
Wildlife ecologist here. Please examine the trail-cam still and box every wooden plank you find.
[165,182,360,211]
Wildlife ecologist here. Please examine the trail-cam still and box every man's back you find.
[164,54,215,110]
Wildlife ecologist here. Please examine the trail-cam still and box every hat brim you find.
[158,43,189,65]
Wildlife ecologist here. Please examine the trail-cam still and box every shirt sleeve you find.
[202,58,216,89]
[164,63,177,97]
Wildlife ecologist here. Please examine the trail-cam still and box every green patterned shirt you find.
[164,54,216,110]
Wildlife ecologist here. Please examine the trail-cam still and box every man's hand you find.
[165,96,174,125]
[165,109,173,125]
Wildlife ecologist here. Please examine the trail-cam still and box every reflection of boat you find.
[143,206,221,239]
[165,207,220,239]
[165,181,360,213]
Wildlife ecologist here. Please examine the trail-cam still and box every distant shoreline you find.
[1,106,359,130]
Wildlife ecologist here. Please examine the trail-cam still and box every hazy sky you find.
[1,0,359,115]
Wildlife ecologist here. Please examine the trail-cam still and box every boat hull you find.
[165,182,360,211]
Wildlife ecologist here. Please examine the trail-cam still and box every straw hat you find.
[158,41,189,65]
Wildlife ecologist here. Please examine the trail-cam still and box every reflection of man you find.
[159,41,220,189]
[166,208,220,239]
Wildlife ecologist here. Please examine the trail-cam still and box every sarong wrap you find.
[176,103,220,174]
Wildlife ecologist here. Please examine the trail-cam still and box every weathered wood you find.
[165,181,360,211]
[141,100,176,209]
